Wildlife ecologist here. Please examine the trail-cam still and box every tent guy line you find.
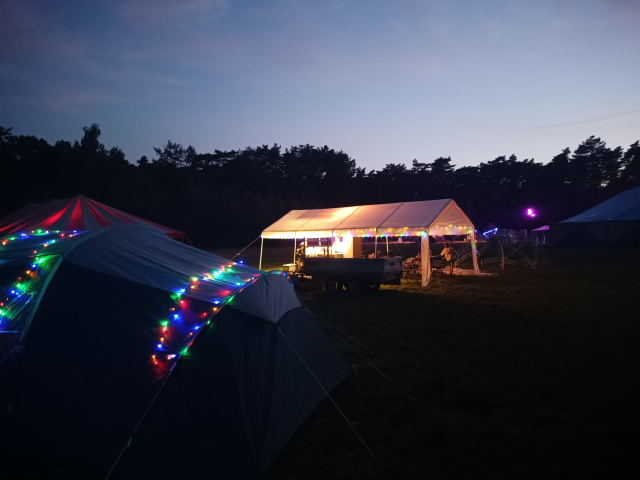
[276,325,377,460]
[314,314,420,405]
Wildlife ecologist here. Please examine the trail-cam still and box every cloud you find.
[0,0,45,34]
[43,88,129,111]
[524,110,640,130]
[604,0,640,20]
[118,0,228,25]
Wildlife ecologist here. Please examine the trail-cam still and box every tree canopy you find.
[1,125,638,246]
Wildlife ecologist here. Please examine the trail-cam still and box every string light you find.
[150,265,261,368]
[1,230,259,369]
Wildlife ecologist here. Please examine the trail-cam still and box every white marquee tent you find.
[261,199,479,286]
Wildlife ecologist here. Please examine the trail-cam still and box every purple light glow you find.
[526,208,536,217]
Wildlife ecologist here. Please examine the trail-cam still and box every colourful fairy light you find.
[149,261,260,368]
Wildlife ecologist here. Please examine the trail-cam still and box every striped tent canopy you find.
[0,194,186,240]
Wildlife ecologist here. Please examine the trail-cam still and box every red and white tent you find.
[0,194,186,240]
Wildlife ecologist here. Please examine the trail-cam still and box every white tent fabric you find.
[262,199,479,286]
[262,199,474,238]
[560,186,640,223]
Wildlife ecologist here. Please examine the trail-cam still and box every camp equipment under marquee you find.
[0,224,349,479]
[261,199,479,286]
[0,194,187,241]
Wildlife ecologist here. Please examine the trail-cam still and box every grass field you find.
[210,245,640,479]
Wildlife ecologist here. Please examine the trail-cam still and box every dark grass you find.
[212,245,640,479]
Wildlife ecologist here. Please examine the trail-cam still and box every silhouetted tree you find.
[153,140,195,168]
[1,124,638,245]
[619,141,640,188]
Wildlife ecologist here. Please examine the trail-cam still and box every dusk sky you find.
[1,0,639,170]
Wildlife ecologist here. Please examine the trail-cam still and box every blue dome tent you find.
[0,224,350,479]
[549,186,640,247]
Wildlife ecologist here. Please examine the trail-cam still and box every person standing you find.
[441,242,455,275]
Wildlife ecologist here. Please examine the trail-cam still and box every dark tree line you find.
[1,124,639,246]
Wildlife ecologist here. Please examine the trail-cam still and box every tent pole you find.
[293,233,297,264]
[470,229,480,274]
[374,229,377,257]
[259,237,264,270]
[386,236,389,256]
[421,230,431,287]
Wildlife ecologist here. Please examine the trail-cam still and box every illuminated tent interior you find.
[0,194,187,241]
[550,185,640,247]
[0,224,349,479]
[261,199,479,286]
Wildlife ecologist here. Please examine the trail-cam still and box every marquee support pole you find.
[259,237,264,271]
[421,231,431,287]
[470,229,480,274]
[293,233,297,264]
[374,228,378,257]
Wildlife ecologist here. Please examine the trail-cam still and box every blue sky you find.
[1,0,639,170]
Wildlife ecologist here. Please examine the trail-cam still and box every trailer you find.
[296,256,403,293]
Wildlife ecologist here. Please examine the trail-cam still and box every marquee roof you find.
[262,199,474,238]
[560,186,640,223]
[0,194,186,239]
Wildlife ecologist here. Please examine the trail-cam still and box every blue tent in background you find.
[549,186,640,246]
